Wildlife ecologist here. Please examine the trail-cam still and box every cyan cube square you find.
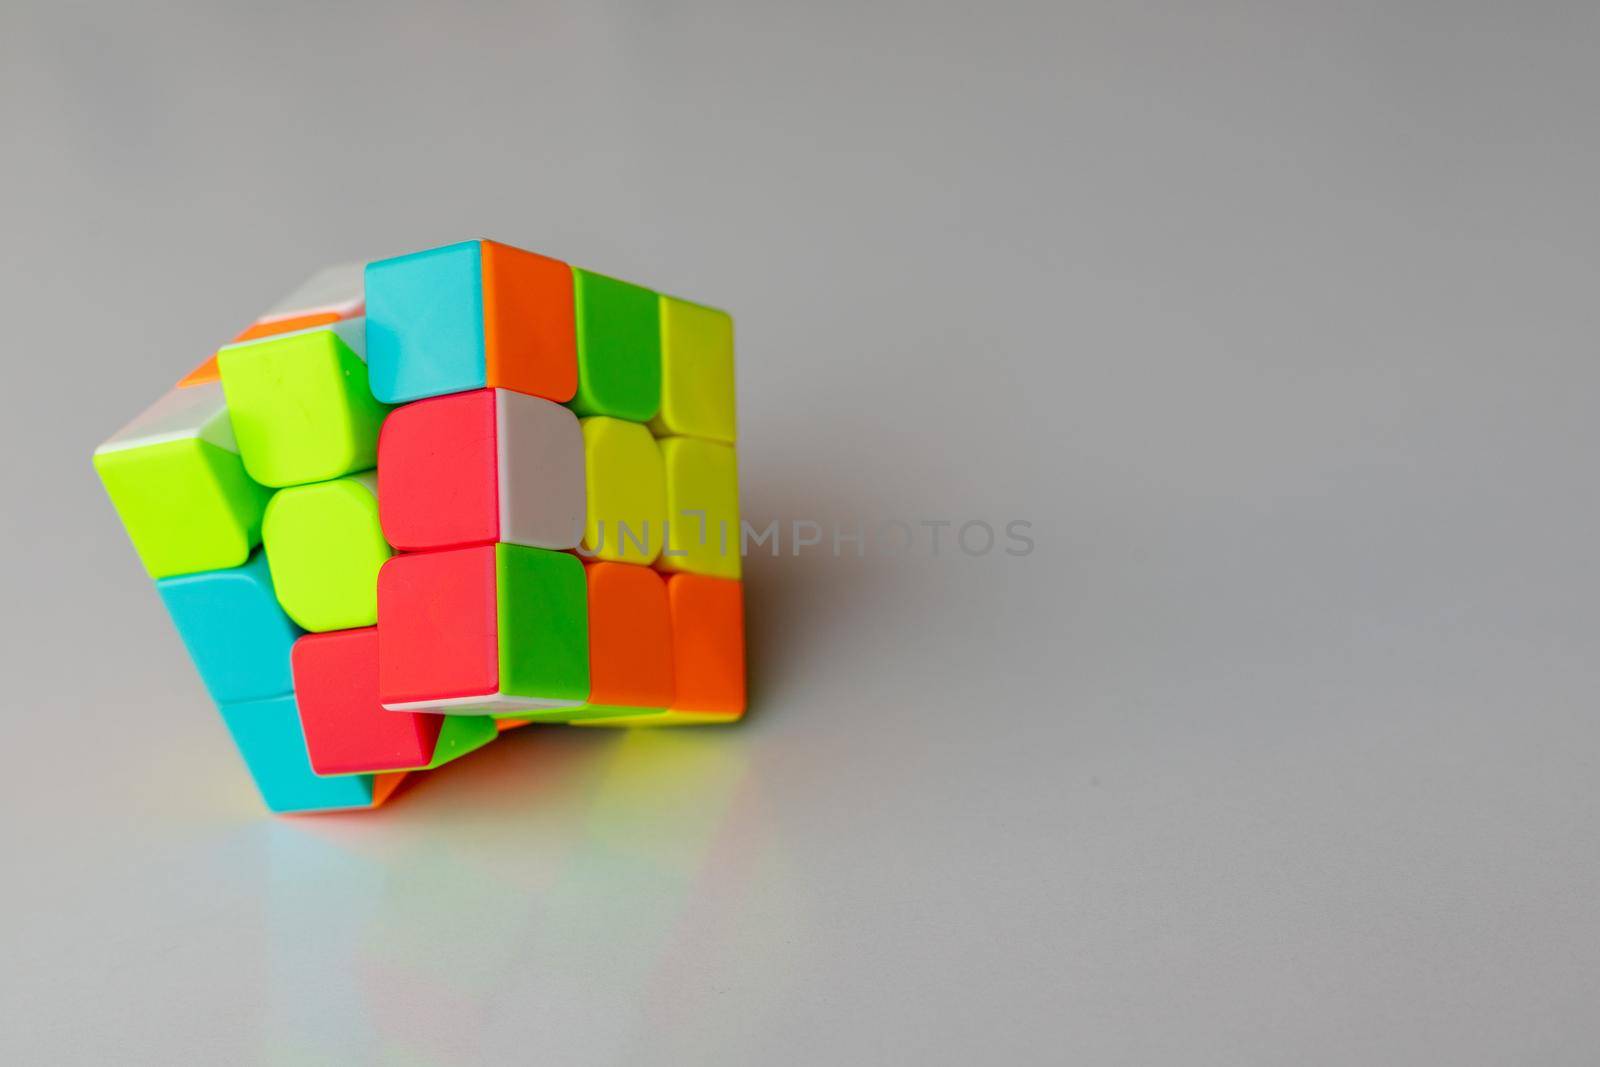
[365,241,485,404]
[157,549,303,704]
[218,695,378,813]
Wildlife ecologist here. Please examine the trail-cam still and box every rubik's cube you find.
[93,240,745,814]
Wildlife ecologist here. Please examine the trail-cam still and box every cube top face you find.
[377,388,585,552]
[653,296,736,444]
[570,268,661,422]
[581,416,666,565]
[218,695,379,813]
[262,473,392,632]
[659,436,741,579]
[218,318,389,488]
[156,550,301,704]
[291,627,445,776]
[377,544,588,713]
[365,240,578,406]
[586,562,674,709]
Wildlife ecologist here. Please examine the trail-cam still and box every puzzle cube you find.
[377,544,589,714]
[218,318,389,487]
[262,472,392,631]
[364,240,577,405]
[292,627,496,775]
[95,242,746,816]
[377,389,585,551]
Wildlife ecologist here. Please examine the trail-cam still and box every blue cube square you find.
[364,240,486,403]
[218,696,377,813]
[157,550,302,704]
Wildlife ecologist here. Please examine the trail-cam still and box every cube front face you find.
[570,268,661,421]
[654,296,736,444]
[262,474,392,632]
[218,321,389,487]
[582,416,666,564]
[157,550,301,704]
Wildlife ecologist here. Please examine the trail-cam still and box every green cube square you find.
[568,268,661,422]
[218,320,390,488]
[496,543,589,702]
[262,473,392,632]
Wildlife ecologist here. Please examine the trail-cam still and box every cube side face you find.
[481,241,578,403]
[262,475,392,632]
[218,327,389,487]
[218,696,376,813]
[569,268,661,421]
[495,544,589,705]
[156,550,302,704]
[659,436,742,579]
[585,561,674,708]
[377,547,500,708]
[377,390,500,551]
[653,296,735,444]
[668,574,745,717]
[497,391,586,550]
[291,628,443,776]
[94,438,268,579]
[581,416,666,564]
[366,242,488,404]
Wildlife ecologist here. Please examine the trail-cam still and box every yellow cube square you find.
[658,437,740,579]
[581,417,666,563]
[651,296,735,444]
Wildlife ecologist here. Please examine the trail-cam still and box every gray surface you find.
[3,2,1599,1063]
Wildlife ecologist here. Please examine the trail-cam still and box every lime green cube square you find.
[94,438,270,579]
[92,382,271,579]
[262,473,392,632]
[218,319,390,488]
